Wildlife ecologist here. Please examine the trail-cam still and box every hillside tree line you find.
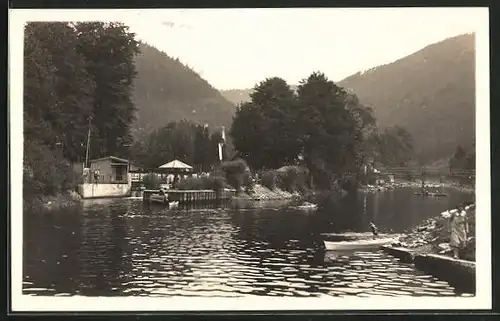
[130,120,226,171]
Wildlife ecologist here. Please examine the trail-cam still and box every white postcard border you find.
[8,7,491,312]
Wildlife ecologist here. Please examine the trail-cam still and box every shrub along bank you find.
[23,140,82,212]
[135,158,349,203]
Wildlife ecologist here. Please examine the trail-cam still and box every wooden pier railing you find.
[143,189,236,204]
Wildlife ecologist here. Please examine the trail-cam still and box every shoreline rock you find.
[390,204,476,262]
[233,184,301,201]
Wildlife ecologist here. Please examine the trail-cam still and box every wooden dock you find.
[143,189,236,204]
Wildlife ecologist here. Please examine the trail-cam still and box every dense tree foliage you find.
[23,22,140,196]
[376,126,415,167]
[230,78,301,169]
[449,144,475,171]
[130,120,224,171]
[132,43,235,135]
[220,159,249,193]
[221,85,298,106]
[75,22,140,159]
[230,72,391,189]
[296,72,369,177]
[339,33,475,164]
[223,34,475,165]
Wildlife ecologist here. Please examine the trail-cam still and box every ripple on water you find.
[23,202,472,297]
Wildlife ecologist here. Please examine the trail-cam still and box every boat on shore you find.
[296,202,318,211]
[324,237,397,251]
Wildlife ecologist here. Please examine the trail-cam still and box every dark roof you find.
[90,156,129,164]
[159,159,193,169]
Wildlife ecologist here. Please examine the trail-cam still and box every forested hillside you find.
[220,89,253,105]
[23,22,140,199]
[222,34,475,164]
[132,43,235,135]
[339,33,475,164]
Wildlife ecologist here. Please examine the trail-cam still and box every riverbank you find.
[392,204,476,262]
[23,190,82,213]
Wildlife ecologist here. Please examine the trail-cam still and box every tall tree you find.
[344,93,377,172]
[75,22,140,159]
[230,72,383,186]
[24,23,58,146]
[24,22,95,162]
[449,144,472,171]
[23,21,142,197]
[296,72,360,176]
[130,120,222,170]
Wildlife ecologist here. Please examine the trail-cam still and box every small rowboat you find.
[321,232,392,239]
[296,202,318,210]
[151,198,179,209]
[149,190,167,203]
[323,237,397,251]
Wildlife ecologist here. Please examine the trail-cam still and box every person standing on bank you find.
[369,221,379,239]
[449,203,469,259]
[93,168,100,183]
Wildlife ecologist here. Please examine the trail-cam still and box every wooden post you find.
[84,116,92,168]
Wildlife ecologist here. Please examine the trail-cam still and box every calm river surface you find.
[23,187,474,297]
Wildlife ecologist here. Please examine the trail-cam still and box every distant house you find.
[89,156,130,184]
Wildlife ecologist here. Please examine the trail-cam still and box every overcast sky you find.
[76,8,476,90]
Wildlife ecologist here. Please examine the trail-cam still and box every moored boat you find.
[323,237,397,251]
[296,202,318,210]
[321,232,391,239]
[149,189,179,208]
[149,190,168,204]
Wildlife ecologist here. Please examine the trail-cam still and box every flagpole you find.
[218,143,223,164]
[84,116,92,168]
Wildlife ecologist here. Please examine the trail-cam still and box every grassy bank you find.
[23,190,82,213]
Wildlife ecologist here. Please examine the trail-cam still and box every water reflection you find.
[23,188,474,297]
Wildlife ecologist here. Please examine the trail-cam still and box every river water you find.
[23,187,474,297]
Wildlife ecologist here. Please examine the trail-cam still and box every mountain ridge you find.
[220,33,475,163]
